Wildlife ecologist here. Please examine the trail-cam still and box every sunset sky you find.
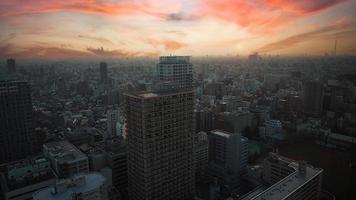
[1,0,356,59]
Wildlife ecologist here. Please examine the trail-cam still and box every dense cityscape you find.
[1,0,356,200]
[1,55,356,200]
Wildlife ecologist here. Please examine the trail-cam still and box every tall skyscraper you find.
[303,81,323,116]
[157,56,193,90]
[6,59,16,74]
[0,80,36,163]
[100,62,108,83]
[125,90,195,200]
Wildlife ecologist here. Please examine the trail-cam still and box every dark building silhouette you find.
[6,59,16,74]
[0,80,36,163]
[303,81,324,116]
[100,62,108,83]
[125,90,195,200]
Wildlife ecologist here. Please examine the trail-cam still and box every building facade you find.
[241,153,323,200]
[0,80,37,163]
[125,90,195,200]
[208,130,248,184]
[0,156,56,200]
[157,56,193,90]
[43,141,89,178]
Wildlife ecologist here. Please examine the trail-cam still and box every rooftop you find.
[247,154,323,200]
[0,156,56,191]
[44,141,87,163]
[125,89,193,99]
[159,56,190,64]
[33,173,106,200]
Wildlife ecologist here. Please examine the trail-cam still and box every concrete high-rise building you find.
[106,106,119,140]
[6,59,16,73]
[0,80,37,163]
[100,62,108,84]
[194,132,209,173]
[43,141,89,178]
[241,153,323,200]
[0,156,56,200]
[157,56,193,90]
[125,90,195,200]
[303,81,324,116]
[33,172,108,200]
[208,130,248,184]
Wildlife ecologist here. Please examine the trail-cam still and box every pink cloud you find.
[199,0,347,33]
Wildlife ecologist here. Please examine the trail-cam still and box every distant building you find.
[106,106,119,140]
[195,108,214,133]
[6,59,16,73]
[260,120,284,141]
[241,153,323,200]
[0,80,37,163]
[208,130,248,184]
[100,62,108,84]
[0,156,56,200]
[103,139,128,194]
[157,56,193,90]
[214,110,254,133]
[43,141,89,178]
[125,90,195,200]
[194,132,209,173]
[33,172,108,200]
[79,139,127,198]
[303,81,323,116]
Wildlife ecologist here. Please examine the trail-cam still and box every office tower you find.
[208,130,248,184]
[106,106,119,140]
[43,141,89,178]
[33,172,108,200]
[100,62,108,83]
[194,132,209,173]
[104,139,128,195]
[80,139,127,198]
[125,90,195,200]
[303,81,323,116]
[0,80,36,163]
[6,59,16,73]
[240,153,323,200]
[195,108,214,133]
[0,156,56,200]
[157,56,193,90]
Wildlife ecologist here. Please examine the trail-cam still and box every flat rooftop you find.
[210,129,232,138]
[159,56,190,64]
[247,162,323,200]
[125,90,194,99]
[44,141,87,163]
[33,173,106,200]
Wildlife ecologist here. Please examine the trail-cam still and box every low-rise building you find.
[0,156,56,200]
[33,172,108,200]
[43,141,89,178]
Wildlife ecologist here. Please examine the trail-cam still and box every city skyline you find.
[1,0,356,59]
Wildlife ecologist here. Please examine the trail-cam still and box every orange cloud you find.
[0,44,92,59]
[0,0,174,20]
[78,35,114,45]
[87,46,138,57]
[146,39,188,50]
[256,20,354,53]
